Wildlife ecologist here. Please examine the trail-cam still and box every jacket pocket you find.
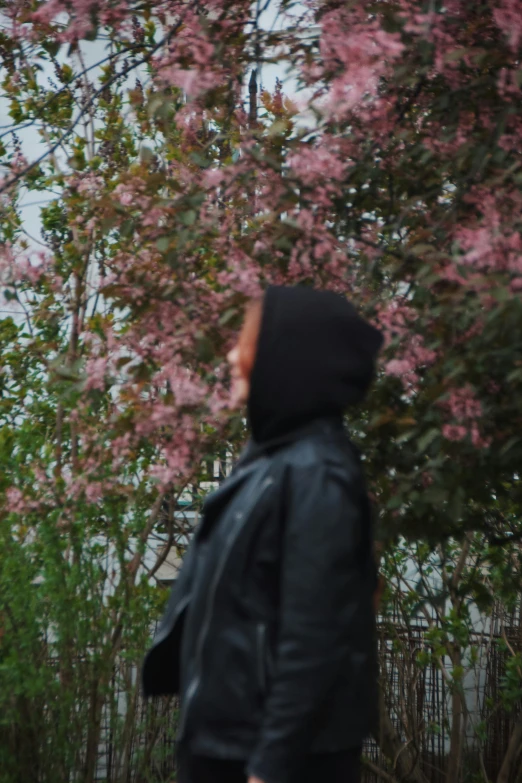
[255,621,274,697]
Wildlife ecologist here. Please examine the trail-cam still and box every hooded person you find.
[142,286,384,783]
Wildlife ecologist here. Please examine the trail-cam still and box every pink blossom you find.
[385,359,414,377]
[288,145,346,187]
[113,181,143,207]
[30,0,129,43]
[84,357,108,391]
[5,487,26,514]
[142,208,166,227]
[165,369,206,407]
[493,0,522,51]
[16,256,47,284]
[84,482,103,503]
[160,67,220,98]
[445,386,482,421]
[318,7,404,120]
[0,241,16,283]
[77,174,105,197]
[204,169,225,189]
[454,190,522,278]
[442,425,468,442]
[120,191,133,207]
[470,424,492,449]
[111,433,131,460]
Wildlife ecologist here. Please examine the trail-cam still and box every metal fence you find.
[92,616,521,782]
[362,612,522,783]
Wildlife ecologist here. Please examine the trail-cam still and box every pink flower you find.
[317,8,404,120]
[470,424,492,449]
[5,487,26,514]
[494,0,522,51]
[84,357,108,391]
[159,67,220,98]
[445,386,482,421]
[16,257,47,284]
[204,169,225,188]
[84,482,103,503]
[142,207,165,227]
[77,174,104,197]
[113,182,141,206]
[385,359,414,376]
[442,425,468,442]
[288,145,346,187]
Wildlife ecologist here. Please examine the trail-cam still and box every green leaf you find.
[156,236,170,252]
[218,308,238,327]
[179,210,196,226]
[190,152,212,168]
[101,215,118,234]
[500,436,520,456]
[42,40,61,58]
[423,487,448,505]
[120,219,134,239]
[417,428,439,453]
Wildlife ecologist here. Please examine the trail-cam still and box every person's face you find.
[227,300,262,408]
[227,343,250,407]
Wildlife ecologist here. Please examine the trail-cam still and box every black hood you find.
[247,286,383,444]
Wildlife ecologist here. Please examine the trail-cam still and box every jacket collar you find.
[239,415,346,467]
[198,416,345,539]
[200,448,267,515]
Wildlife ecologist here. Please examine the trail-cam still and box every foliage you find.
[376,533,522,783]
[1,0,522,781]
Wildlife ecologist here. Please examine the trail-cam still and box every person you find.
[142,285,384,783]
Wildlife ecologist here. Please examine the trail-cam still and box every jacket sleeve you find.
[247,463,366,783]
[141,541,197,697]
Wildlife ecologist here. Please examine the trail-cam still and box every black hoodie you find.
[142,285,382,780]
[248,286,383,444]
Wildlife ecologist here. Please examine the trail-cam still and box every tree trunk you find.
[375,686,430,783]
[497,718,522,783]
[248,68,258,127]
[446,649,463,783]
[84,677,104,783]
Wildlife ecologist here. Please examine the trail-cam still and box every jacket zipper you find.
[178,474,274,738]
[256,622,267,694]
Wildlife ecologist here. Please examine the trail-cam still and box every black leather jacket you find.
[142,419,378,783]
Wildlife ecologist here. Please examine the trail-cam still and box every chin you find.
[230,381,248,408]
[230,395,247,409]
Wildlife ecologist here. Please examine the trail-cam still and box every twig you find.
[362,757,400,783]
[0,8,195,194]
[0,44,151,139]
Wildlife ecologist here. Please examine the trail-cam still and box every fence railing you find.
[90,617,521,783]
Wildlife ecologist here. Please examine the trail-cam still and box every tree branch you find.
[497,718,522,783]
[0,43,152,140]
[0,8,195,193]
[362,756,401,783]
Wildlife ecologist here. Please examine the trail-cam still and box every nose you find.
[227,346,239,366]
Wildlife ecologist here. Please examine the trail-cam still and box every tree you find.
[1,1,522,780]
